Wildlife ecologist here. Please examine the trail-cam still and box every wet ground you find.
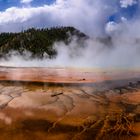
[0,67,140,140]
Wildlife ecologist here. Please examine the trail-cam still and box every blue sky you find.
[0,0,139,36]
[0,0,138,22]
[0,0,140,68]
[108,1,138,23]
[0,0,55,11]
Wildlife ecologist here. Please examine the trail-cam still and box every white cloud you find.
[121,17,127,22]
[20,0,33,4]
[0,0,116,36]
[0,0,139,37]
[0,0,139,69]
[105,16,140,39]
[105,18,127,35]
[105,21,120,34]
[120,0,137,8]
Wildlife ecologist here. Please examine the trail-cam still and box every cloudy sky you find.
[0,0,139,37]
[0,0,140,68]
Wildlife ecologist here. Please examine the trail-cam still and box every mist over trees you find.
[0,27,87,59]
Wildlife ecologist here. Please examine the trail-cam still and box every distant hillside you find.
[0,27,87,59]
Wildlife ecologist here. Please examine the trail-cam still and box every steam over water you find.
[0,0,140,69]
[0,1,140,140]
[0,36,140,69]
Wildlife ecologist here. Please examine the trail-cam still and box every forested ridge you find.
[0,27,87,58]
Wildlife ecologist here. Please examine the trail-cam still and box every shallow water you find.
[0,67,140,140]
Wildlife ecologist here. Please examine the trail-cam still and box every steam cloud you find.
[0,0,140,69]
[0,35,140,69]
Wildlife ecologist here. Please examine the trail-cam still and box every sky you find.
[0,0,55,11]
[0,0,139,37]
[0,0,140,68]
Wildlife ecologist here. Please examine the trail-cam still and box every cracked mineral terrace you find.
[0,67,140,140]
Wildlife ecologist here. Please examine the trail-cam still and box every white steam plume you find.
[0,0,139,69]
[0,34,140,69]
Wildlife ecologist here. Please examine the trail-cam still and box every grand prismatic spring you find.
[0,67,139,140]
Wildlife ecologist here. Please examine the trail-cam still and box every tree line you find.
[0,26,87,59]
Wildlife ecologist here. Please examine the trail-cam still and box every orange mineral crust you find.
[0,66,139,83]
[0,67,140,140]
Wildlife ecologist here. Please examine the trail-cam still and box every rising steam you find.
[0,0,139,69]
[0,32,140,69]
